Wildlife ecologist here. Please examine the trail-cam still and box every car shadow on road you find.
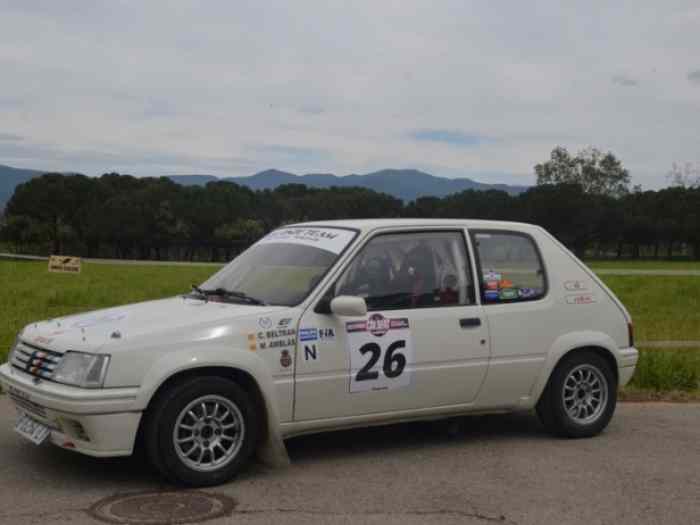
[8,411,550,487]
[284,410,551,464]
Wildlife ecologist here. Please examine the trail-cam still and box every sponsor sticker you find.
[564,280,587,291]
[299,328,318,342]
[346,321,367,333]
[484,290,500,302]
[486,280,499,291]
[483,270,502,281]
[258,317,273,329]
[499,288,519,300]
[72,312,127,329]
[280,350,292,368]
[345,314,410,336]
[247,333,257,352]
[251,323,297,350]
[318,327,336,340]
[566,293,596,305]
[367,313,391,337]
[256,227,355,255]
[389,318,409,330]
[499,279,514,289]
[518,287,538,299]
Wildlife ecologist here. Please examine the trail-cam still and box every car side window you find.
[471,230,546,303]
[334,231,475,310]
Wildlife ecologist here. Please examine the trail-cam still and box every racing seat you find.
[398,244,437,307]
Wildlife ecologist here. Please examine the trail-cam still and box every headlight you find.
[52,352,111,389]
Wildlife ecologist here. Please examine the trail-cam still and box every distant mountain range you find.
[164,169,529,201]
[0,164,528,209]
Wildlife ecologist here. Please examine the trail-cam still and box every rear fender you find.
[529,331,619,407]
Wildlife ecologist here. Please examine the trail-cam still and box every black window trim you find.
[468,228,549,305]
[317,228,478,313]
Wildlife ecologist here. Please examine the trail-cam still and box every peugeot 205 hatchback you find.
[1,219,638,486]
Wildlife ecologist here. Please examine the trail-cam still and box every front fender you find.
[134,345,290,467]
[528,331,620,408]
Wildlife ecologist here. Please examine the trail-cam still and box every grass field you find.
[629,348,700,391]
[0,259,698,397]
[600,275,700,342]
[0,260,216,356]
[622,347,700,400]
[587,260,700,270]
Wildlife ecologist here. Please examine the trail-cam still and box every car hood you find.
[19,296,289,354]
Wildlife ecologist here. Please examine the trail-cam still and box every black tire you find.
[536,351,617,438]
[144,376,258,487]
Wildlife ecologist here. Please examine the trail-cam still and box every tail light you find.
[627,322,634,348]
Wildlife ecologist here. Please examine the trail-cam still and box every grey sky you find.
[1,1,699,189]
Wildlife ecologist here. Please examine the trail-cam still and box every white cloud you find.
[1,0,699,189]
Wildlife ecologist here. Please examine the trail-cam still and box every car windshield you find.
[198,226,356,306]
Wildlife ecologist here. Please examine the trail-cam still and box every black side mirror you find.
[314,296,332,314]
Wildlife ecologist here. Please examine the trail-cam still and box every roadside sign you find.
[48,255,81,274]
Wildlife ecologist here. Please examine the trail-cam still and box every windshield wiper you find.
[190,285,267,305]
[220,289,268,305]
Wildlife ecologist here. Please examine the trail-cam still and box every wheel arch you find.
[138,366,268,439]
[551,346,619,386]
[531,332,621,406]
[135,363,290,468]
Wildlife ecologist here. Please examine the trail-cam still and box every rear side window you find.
[471,230,546,304]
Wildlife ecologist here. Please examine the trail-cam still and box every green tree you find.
[215,219,265,244]
[5,173,93,254]
[518,183,603,258]
[535,146,630,197]
[667,162,700,189]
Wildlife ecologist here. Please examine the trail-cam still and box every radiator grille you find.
[10,341,64,381]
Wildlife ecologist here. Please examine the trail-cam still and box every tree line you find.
[1,147,699,261]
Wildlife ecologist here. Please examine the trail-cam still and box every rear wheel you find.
[145,376,258,486]
[536,351,617,438]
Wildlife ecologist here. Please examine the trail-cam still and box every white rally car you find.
[0,219,638,486]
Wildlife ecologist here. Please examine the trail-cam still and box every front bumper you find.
[618,347,639,387]
[0,363,141,457]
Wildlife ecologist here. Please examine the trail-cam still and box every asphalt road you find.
[0,398,698,525]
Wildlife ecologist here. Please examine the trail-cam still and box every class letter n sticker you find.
[304,344,318,361]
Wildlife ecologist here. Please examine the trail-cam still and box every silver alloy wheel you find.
[562,364,609,425]
[172,395,245,472]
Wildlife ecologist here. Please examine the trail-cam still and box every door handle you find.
[459,317,481,329]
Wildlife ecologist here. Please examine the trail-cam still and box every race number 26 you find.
[355,340,407,382]
[347,314,414,393]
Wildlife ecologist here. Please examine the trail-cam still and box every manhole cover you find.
[89,490,236,525]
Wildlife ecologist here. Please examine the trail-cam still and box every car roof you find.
[292,218,542,235]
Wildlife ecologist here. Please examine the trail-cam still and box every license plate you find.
[14,412,51,445]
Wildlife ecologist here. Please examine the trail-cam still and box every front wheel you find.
[144,377,258,486]
[536,351,617,438]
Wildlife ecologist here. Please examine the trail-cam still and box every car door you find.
[468,229,554,407]
[293,229,491,421]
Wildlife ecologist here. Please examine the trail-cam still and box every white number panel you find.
[346,313,415,393]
